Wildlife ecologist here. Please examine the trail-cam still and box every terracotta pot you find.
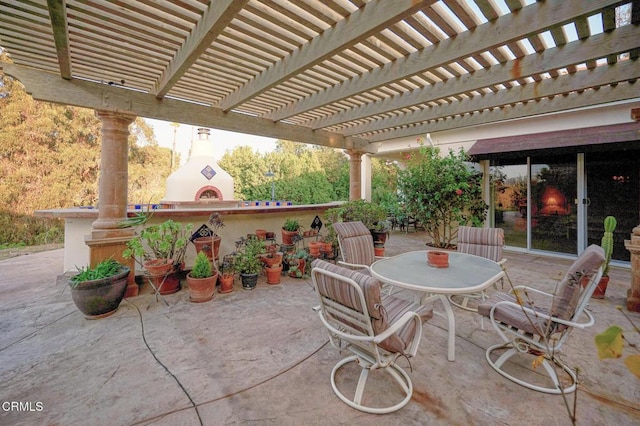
[289,259,306,278]
[308,241,322,257]
[266,264,283,285]
[281,229,299,245]
[157,272,182,295]
[219,274,234,293]
[255,229,267,240]
[261,252,283,268]
[591,275,609,299]
[427,251,449,268]
[266,231,276,240]
[186,272,218,302]
[193,236,222,261]
[144,258,173,276]
[374,246,385,257]
[322,242,333,253]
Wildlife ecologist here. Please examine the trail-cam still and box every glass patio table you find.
[370,250,505,362]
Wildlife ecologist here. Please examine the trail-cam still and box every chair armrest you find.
[508,285,554,299]
[489,300,595,329]
[372,311,423,344]
[337,260,371,272]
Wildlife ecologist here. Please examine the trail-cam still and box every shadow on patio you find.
[1,230,638,425]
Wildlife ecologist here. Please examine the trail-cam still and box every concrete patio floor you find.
[1,230,639,425]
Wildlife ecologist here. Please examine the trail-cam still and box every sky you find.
[146,119,278,166]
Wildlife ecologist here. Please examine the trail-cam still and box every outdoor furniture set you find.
[311,221,606,413]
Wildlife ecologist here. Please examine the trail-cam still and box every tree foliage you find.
[0,55,172,246]
[398,146,486,248]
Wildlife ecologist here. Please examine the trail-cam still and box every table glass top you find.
[370,250,503,293]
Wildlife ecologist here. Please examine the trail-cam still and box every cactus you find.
[600,216,617,276]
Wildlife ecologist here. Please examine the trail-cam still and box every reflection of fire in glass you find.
[540,186,570,216]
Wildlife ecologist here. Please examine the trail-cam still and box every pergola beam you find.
[2,63,373,153]
[151,0,248,98]
[266,0,625,122]
[46,0,71,79]
[365,79,639,143]
[312,24,640,131]
[217,0,434,112]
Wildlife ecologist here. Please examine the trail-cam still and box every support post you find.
[86,110,138,297]
[625,225,640,312]
[346,149,364,200]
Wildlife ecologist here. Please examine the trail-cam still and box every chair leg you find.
[485,343,577,394]
[330,355,414,414]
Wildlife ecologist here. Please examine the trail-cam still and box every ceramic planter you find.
[255,229,267,240]
[69,267,130,319]
[241,273,259,290]
[186,272,217,302]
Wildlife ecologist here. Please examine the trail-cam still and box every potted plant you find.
[371,219,391,246]
[234,236,265,290]
[186,251,218,302]
[286,249,311,278]
[398,146,486,248]
[265,261,283,285]
[281,218,301,245]
[219,255,235,293]
[193,213,224,262]
[123,220,193,294]
[592,216,617,299]
[69,258,130,319]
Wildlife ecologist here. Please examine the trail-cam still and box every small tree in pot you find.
[186,251,217,302]
[398,146,486,248]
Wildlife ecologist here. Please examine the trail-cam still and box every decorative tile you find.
[201,165,216,180]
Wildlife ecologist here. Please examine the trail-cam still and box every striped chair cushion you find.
[333,221,376,266]
[457,226,504,262]
[550,244,605,323]
[478,245,605,336]
[312,259,432,353]
[477,292,550,336]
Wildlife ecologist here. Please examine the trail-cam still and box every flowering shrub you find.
[398,146,486,248]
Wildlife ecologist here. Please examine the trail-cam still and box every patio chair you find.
[448,226,506,312]
[332,221,378,273]
[310,259,432,413]
[477,244,605,394]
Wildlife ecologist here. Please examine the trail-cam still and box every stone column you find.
[346,149,364,200]
[625,225,640,312]
[86,110,138,297]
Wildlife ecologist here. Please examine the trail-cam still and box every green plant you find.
[70,258,123,288]
[190,251,213,279]
[398,146,486,248]
[123,220,194,268]
[286,249,311,278]
[234,236,265,275]
[283,218,300,232]
[325,199,386,230]
[600,216,617,277]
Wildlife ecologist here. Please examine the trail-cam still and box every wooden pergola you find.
[1,1,639,284]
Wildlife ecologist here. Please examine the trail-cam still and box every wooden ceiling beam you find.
[151,0,248,98]
[266,0,624,122]
[46,0,71,79]
[2,63,373,153]
[216,0,434,112]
